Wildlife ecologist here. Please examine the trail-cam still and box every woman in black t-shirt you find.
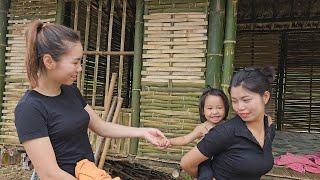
[180,67,276,180]
[14,21,169,179]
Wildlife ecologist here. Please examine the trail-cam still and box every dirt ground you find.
[0,165,33,180]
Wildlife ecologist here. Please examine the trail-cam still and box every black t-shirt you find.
[197,115,276,180]
[14,85,94,176]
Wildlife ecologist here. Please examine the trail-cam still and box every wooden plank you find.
[172,37,207,41]
[143,44,170,50]
[147,26,206,31]
[144,58,204,63]
[145,49,204,54]
[145,67,202,72]
[146,33,204,38]
[142,54,170,58]
[146,18,205,23]
[146,41,205,45]
[173,53,205,58]
[144,75,201,80]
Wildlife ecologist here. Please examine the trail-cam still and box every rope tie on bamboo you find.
[207,53,223,57]
[223,40,236,44]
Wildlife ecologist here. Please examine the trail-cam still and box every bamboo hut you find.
[0,0,320,179]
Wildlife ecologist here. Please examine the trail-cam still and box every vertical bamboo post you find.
[56,0,65,24]
[276,32,287,131]
[205,0,226,88]
[92,0,103,107]
[104,0,115,98]
[221,0,238,96]
[74,0,81,89]
[0,0,10,120]
[130,0,144,155]
[117,0,127,98]
[80,0,91,94]
[98,97,123,169]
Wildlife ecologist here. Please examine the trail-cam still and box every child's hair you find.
[228,66,276,99]
[24,20,80,88]
[199,88,229,123]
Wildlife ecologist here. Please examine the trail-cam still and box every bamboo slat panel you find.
[282,32,320,133]
[0,0,57,145]
[139,2,208,161]
[235,32,280,121]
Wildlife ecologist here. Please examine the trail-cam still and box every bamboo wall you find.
[138,0,209,161]
[68,0,135,108]
[0,0,57,145]
[282,31,320,133]
[234,32,280,120]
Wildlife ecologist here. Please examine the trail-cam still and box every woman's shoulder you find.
[208,116,241,135]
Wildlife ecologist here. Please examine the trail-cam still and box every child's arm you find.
[169,125,205,146]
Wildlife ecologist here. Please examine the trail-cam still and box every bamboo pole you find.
[74,0,81,89]
[80,0,91,94]
[117,0,127,98]
[221,0,238,96]
[130,0,144,155]
[98,97,123,169]
[55,0,65,24]
[104,0,115,99]
[0,0,9,122]
[205,0,225,88]
[93,73,117,164]
[103,73,117,120]
[92,0,103,107]
[84,51,134,56]
[94,96,117,164]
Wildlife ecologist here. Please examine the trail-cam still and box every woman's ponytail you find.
[25,20,43,88]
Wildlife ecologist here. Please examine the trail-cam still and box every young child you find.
[168,88,229,179]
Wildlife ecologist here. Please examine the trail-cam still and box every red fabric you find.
[274,152,320,174]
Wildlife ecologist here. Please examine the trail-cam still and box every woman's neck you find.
[34,75,61,96]
[245,114,265,132]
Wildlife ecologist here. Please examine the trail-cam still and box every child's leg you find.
[197,159,214,180]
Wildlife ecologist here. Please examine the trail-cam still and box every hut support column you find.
[0,0,10,119]
[130,0,144,155]
[276,32,287,131]
[206,0,226,88]
[56,0,65,24]
[221,0,238,95]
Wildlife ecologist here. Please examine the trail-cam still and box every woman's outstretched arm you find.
[85,105,169,147]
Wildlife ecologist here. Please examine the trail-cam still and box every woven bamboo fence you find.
[0,0,57,145]
[282,31,320,133]
[138,0,209,161]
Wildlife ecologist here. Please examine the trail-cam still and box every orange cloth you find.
[75,159,120,180]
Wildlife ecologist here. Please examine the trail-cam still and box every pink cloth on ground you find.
[274,152,320,174]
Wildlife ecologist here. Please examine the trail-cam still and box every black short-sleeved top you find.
[14,85,94,176]
[197,115,276,180]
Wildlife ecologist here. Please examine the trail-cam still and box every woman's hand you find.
[141,128,170,148]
